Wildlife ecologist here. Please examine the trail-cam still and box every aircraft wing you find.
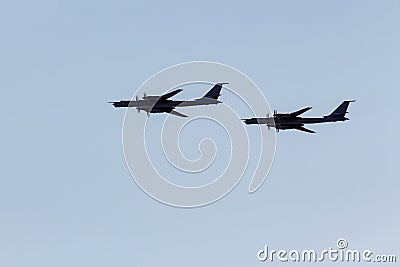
[289,107,312,117]
[169,110,188,117]
[159,89,183,100]
[294,125,315,134]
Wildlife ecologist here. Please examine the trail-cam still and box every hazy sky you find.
[0,1,399,266]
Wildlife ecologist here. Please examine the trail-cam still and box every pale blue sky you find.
[0,1,399,266]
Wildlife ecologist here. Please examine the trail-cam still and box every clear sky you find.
[0,1,399,266]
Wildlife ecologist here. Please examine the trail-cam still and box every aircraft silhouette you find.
[109,83,228,117]
[243,100,355,133]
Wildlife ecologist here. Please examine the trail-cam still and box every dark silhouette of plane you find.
[242,100,355,133]
[109,83,228,117]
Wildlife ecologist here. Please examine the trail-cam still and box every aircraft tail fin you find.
[326,100,355,118]
[203,83,228,99]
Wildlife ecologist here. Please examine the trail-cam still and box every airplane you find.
[242,100,355,133]
[109,82,228,117]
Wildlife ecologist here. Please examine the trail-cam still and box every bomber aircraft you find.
[242,100,355,133]
[109,83,227,117]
